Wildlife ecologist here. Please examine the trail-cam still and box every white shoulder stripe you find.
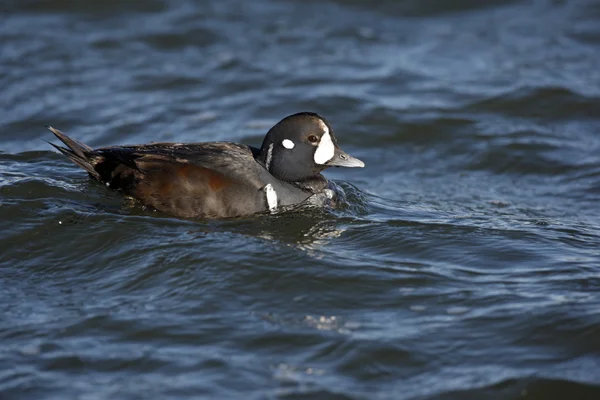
[264,184,278,212]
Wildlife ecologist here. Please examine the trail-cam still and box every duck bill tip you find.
[326,150,365,168]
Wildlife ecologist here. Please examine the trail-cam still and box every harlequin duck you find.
[47,112,364,219]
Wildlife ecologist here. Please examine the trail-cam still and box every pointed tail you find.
[46,126,101,180]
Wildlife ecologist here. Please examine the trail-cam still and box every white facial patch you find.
[282,139,295,149]
[264,184,278,212]
[313,121,335,165]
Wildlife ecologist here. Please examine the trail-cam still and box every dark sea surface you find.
[1,0,600,399]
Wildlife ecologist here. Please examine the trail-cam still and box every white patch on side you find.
[282,139,295,149]
[314,121,335,165]
[265,143,274,171]
[264,184,278,212]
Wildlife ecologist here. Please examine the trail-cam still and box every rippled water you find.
[2,0,600,399]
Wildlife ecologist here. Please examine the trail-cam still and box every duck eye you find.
[308,135,319,143]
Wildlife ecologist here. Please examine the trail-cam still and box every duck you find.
[47,112,365,219]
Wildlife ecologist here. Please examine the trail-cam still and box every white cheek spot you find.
[105,181,110,187]
[314,123,335,165]
[264,183,278,212]
[282,139,295,149]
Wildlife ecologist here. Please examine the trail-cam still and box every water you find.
[1,0,600,398]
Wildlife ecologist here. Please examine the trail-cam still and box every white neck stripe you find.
[265,143,274,171]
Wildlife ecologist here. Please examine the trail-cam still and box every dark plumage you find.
[48,112,364,219]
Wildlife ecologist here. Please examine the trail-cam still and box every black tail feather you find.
[46,126,101,179]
